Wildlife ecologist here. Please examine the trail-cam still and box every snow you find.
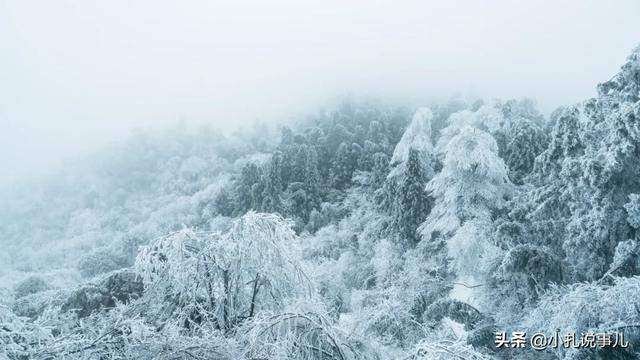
[389,107,434,178]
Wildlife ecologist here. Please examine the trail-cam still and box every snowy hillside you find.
[2,47,640,360]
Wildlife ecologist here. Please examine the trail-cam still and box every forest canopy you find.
[1,46,640,359]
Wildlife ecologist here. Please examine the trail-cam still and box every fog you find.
[1,0,639,186]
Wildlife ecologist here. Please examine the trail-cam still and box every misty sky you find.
[1,0,639,186]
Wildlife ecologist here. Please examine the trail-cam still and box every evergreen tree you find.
[502,118,549,184]
[303,145,322,212]
[520,49,640,281]
[235,163,262,214]
[388,107,434,179]
[383,108,436,246]
[292,144,311,183]
[261,151,284,213]
[330,142,358,190]
[391,149,431,246]
[326,124,353,154]
[421,126,511,281]
[214,187,234,217]
[366,120,389,151]
[357,140,380,171]
[371,152,390,189]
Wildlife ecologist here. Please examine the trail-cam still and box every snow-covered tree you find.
[135,212,312,330]
[235,162,262,213]
[384,108,435,246]
[6,45,640,360]
[522,47,640,281]
[435,101,506,155]
[331,142,360,190]
[389,149,431,246]
[388,107,435,178]
[261,151,284,213]
[421,126,511,280]
[501,117,548,184]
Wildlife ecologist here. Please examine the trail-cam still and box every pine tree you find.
[384,108,436,246]
[303,145,322,212]
[421,126,511,279]
[261,151,284,213]
[371,152,390,189]
[357,140,380,171]
[520,49,640,281]
[388,107,434,179]
[330,142,359,190]
[367,120,389,151]
[214,187,234,217]
[235,163,262,214]
[502,118,548,184]
[391,149,431,246]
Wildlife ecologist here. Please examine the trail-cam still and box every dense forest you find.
[1,46,640,359]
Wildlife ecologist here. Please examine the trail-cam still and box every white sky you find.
[1,0,639,186]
